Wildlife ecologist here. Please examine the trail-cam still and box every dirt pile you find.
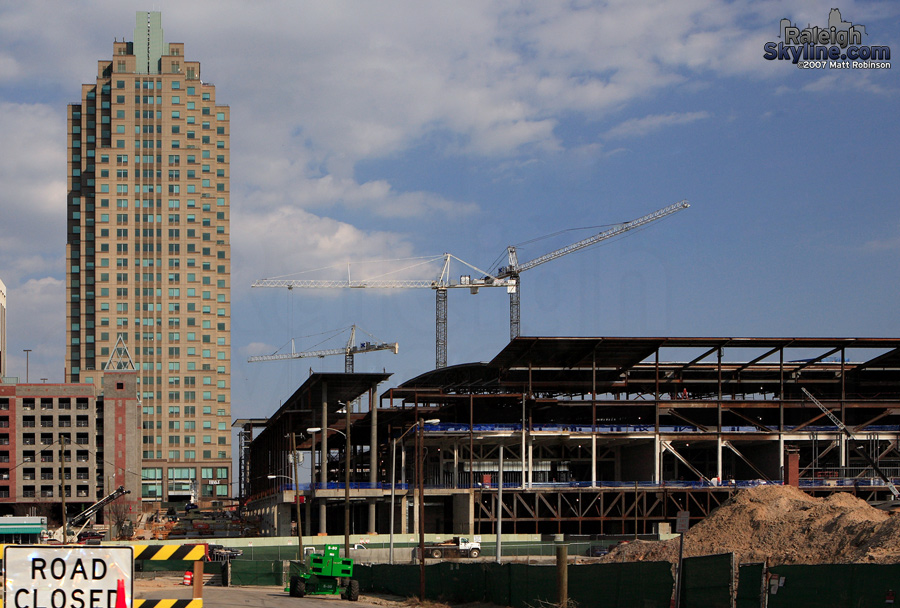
[606,485,900,565]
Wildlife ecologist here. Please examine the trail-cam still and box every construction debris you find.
[604,485,900,565]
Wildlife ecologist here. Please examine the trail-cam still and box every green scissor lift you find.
[287,545,359,601]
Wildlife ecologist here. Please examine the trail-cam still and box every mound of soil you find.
[605,485,900,565]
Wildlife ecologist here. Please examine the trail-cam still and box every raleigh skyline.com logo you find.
[763,8,891,69]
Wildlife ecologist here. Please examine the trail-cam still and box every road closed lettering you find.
[4,547,133,608]
[32,557,109,580]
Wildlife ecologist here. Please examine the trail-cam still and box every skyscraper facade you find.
[66,12,231,506]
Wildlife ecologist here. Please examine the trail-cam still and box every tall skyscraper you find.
[66,12,231,506]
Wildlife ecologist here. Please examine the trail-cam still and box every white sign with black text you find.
[4,546,133,608]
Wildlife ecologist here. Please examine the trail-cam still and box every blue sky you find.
[0,1,898,423]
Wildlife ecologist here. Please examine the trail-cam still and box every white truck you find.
[423,536,481,559]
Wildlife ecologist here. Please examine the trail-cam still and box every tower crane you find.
[248,325,398,373]
[253,254,505,369]
[497,199,689,340]
[252,200,689,369]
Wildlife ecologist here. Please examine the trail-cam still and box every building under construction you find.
[244,336,900,537]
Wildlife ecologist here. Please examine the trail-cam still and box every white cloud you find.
[604,111,711,140]
[0,1,826,174]
[101,0,781,171]
[0,1,800,231]
[242,342,279,357]
[800,74,842,92]
[0,102,66,282]
[238,172,478,219]
[0,54,18,80]
[865,228,900,252]
[4,276,65,382]
[4,0,875,385]
[231,205,421,292]
[0,103,66,213]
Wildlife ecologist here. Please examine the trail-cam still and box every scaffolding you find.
[246,337,900,536]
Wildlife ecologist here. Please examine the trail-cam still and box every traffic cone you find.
[115,579,127,608]
[183,570,193,586]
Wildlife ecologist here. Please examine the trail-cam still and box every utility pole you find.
[417,417,426,601]
[59,435,67,541]
[344,404,351,559]
[496,444,503,563]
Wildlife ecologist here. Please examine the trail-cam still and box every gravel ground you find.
[134,576,500,608]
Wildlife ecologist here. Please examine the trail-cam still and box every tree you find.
[107,500,133,540]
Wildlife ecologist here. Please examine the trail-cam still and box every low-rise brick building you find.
[0,369,140,525]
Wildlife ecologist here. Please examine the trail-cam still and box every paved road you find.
[137,584,389,608]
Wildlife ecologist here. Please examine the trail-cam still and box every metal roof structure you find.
[389,337,900,400]
[255,372,392,447]
[246,336,900,539]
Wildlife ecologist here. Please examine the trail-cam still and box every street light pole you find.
[389,436,397,565]
[59,434,67,541]
[267,472,302,557]
[307,424,352,557]
[417,418,425,601]
[388,418,439,566]
[496,444,503,563]
[307,429,315,537]
[290,433,304,560]
[343,402,351,560]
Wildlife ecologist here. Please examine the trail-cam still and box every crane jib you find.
[251,199,690,370]
[504,199,689,275]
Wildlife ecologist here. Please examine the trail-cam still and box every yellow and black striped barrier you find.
[134,544,207,608]
[134,600,204,608]
[132,544,208,561]
[0,544,209,608]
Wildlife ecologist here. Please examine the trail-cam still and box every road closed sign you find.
[4,546,133,608]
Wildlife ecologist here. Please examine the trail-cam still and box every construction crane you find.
[248,325,398,373]
[497,199,689,340]
[253,200,689,369]
[802,387,900,499]
[51,484,131,542]
[253,254,504,369]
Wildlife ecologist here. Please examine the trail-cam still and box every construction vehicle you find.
[423,536,481,559]
[802,388,900,499]
[287,545,359,601]
[49,485,131,542]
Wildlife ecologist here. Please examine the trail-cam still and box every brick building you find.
[0,370,140,525]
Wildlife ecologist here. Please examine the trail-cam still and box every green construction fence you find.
[766,563,900,608]
[229,560,286,586]
[679,553,734,607]
[736,563,765,608]
[354,561,674,608]
[209,551,900,607]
